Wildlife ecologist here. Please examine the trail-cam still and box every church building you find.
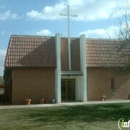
[3,34,130,104]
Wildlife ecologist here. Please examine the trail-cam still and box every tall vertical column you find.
[55,33,61,103]
[80,34,87,102]
[67,5,71,70]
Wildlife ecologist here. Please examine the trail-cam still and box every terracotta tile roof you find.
[5,35,127,68]
[5,35,56,67]
[86,39,128,67]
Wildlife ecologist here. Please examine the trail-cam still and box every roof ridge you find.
[11,34,54,38]
[86,38,118,41]
[11,35,119,41]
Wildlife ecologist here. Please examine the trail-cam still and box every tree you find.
[108,1,130,75]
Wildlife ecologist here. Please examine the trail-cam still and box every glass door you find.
[61,79,75,102]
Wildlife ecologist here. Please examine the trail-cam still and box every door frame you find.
[61,79,75,102]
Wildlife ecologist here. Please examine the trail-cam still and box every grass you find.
[0,103,130,130]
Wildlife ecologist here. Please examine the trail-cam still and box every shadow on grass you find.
[26,103,130,124]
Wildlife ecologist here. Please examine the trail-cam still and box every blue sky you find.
[0,0,128,75]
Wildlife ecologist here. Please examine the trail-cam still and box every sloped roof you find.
[5,35,127,69]
[5,35,56,67]
[86,39,127,67]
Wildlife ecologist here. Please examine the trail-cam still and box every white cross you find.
[59,5,78,70]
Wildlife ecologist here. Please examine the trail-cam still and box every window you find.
[111,78,115,93]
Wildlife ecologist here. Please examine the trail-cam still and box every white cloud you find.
[36,29,53,36]
[0,50,6,76]
[0,10,20,21]
[26,0,125,21]
[80,29,108,38]
[27,2,66,20]
[79,25,118,38]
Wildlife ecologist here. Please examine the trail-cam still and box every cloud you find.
[26,2,66,20]
[0,10,21,21]
[80,29,108,38]
[79,25,118,38]
[26,0,123,21]
[36,29,53,36]
[0,50,6,76]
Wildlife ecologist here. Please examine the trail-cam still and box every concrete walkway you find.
[0,100,130,109]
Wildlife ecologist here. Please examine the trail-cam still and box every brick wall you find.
[87,67,130,101]
[12,68,55,104]
[4,71,12,102]
[9,67,130,104]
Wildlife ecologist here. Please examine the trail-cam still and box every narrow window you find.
[111,78,115,93]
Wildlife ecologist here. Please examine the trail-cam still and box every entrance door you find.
[61,79,75,102]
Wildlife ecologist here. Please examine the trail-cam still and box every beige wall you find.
[7,67,130,104]
[71,39,80,71]
[60,38,69,71]
[60,38,81,71]
[12,68,55,104]
[87,67,130,101]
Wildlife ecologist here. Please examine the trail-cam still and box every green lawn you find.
[0,103,130,130]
